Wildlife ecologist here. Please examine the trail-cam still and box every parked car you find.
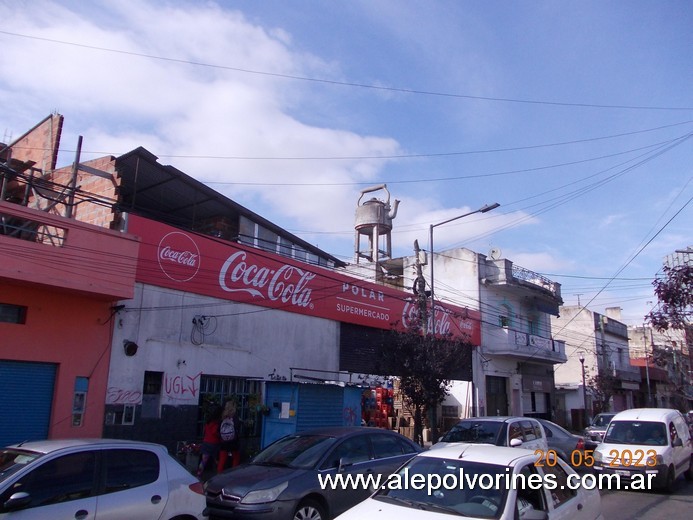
[583,413,615,445]
[432,416,548,451]
[538,418,587,469]
[0,438,206,519]
[594,407,693,492]
[334,443,604,520]
[203,426,422,520]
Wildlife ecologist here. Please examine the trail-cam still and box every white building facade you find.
[379,247,566,427]
[552,306,641,429]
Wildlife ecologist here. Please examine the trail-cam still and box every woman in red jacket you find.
[197,406,222,478]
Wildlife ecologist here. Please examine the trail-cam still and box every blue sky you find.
[1,0,690,325]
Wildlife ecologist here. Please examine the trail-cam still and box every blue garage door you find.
[0,360,56,447]
[296,384,343,432]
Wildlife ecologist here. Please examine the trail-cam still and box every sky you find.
[1,0,691,326]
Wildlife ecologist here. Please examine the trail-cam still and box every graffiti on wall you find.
[106,387,143,405]
[343,406,358,426]
[107,371,203,405]
[164,371,202,401]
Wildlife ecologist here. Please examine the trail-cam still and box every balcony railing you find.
[484,327,567,364]
[511,264,561,299]
[484,259,561,302]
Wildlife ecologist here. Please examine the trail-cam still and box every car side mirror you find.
[338,457,354,472]
[672,438,683,447]
[4,492,31,511]
[519,507,548,520]
[510,438,523,447]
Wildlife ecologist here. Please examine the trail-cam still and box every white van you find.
[593,408,693,492]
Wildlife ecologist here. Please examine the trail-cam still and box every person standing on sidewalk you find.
[197,406,222,478]
[218,400,241,473]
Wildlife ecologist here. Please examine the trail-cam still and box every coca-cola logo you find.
[400,301,457,336]
[219,251,316,309]
[157,232,201,282]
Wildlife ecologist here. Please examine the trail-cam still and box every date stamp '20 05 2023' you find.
[533,448,660,469]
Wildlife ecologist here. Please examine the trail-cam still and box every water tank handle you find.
[358,184,390,205]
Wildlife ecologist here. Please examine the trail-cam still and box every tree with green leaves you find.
[376,322,473,445]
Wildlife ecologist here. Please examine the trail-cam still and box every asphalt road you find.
[599,476,693,519]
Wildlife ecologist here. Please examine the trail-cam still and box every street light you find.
[429,202,500,335]
[579,353,588,428]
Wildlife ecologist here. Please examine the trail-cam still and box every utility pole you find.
[413,240,428,334]
[66,135,82,219]
[643,324,651,406]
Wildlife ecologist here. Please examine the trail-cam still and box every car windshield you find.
[374,456,508,519]
[0,448,42,482]
[604,421,667,446]
[252,434,336,469]
[440,421,502,445]
[591,414,615,427]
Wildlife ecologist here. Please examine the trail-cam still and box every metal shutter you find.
[296,384,343,432]
[0,360,56,446]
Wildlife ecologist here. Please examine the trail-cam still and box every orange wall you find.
[1,282,115,439]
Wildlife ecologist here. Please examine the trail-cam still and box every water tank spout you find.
[388,199,400,220]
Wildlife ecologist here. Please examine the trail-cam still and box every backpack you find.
[220,417,235,442]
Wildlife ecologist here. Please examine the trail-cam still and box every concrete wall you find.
[107,283,340,405]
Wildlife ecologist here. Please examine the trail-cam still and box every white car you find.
[0,438,206,519]
[335,444,603,520]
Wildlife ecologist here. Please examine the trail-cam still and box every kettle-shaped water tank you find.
[355,184,399,234]
[354,184,400,265]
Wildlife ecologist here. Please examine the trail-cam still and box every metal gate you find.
[0,360,56,446]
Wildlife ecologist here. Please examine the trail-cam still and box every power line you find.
[1,30,691,111]
[9,121,690,166]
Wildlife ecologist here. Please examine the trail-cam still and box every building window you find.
[499,304,512,328]
[257,225,279,253]
[0,303,27,324]
[72,377,89,427]
[141,371,163,419]
[238,216,257,247]
[199,376,263,437]
[442,405,459,417]
[293,245,307,262]
[527,315,539,335]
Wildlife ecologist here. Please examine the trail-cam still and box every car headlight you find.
[594,450,602,462]
[241,481,288,504]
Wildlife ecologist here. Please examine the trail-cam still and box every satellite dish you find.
[488,247,502,260]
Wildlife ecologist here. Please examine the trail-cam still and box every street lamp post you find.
[426,202,499,445]
[428,202,500,335]
[579,353,588,428]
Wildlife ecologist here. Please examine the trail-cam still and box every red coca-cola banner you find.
[128,215,480,344]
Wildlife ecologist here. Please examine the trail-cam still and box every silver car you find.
[432,416,549,452]
[0,438,206,519]
[583,413,616,444]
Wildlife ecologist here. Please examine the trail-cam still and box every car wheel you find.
[664,466,676,493]
[685,456,693,481]
[293,499,327,520]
